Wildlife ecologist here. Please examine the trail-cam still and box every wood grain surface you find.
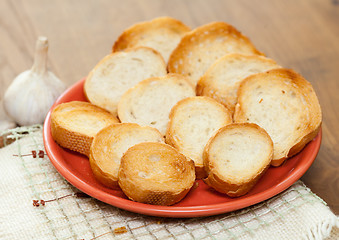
[0,0,338,214]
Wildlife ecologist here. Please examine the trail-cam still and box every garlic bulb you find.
[0,100,16,132]
[3,36,65,126]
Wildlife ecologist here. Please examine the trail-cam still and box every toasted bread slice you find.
[203,123,273,197]
[84,47,167,116]
[234,68,322,166]
[168,22,263,86]
[118,142,195,205]
[166,96,232,179]
[50,101,119,156]
[117,73,195,135]
[89,123,164,188]
[113,16,190,63]
[196,53,280,114]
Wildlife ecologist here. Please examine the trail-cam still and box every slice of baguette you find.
[168,21,264,87]
[50,101,119,156]
[166,96,232,179]
[234,68,322,166]
[117,73,195,135]
[89,123,164,188]
[118,142,195,205]
[203,123,273,197]
[84,46,167,116]
[196,53,280,114]
[113,16,190,63]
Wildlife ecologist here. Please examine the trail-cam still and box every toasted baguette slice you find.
[50,101,119,156]
[234,68,322,166]
[89,123,164,188]
[84,47,167,116]
[166,96,232,179]
[168,22,263,86]
[203,123,273,197]
[118,142,195,205]
[117,73,195,135]
[113,16,190,63]
[196,54,280,114]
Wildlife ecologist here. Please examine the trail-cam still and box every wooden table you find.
[1,0,338,214]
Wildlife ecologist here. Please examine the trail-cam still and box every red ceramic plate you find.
[43,79,322,218]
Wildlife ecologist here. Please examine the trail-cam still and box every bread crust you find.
[113,16,190,63]
[234,68,322,166]
[166,96,232,179]
[89,123,164,188]
[50,101,119,156]
[168,21,264,86]
[118,142,195,205]
[203,123,273,197]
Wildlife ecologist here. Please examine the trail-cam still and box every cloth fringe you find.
[305,216,339,240]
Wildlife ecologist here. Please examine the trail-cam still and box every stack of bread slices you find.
[51,17,322,205]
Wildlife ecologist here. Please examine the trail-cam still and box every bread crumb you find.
[114,226,127,234]
[193,181,199,190]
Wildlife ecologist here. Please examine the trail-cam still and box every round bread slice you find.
[117,73,195,135]
[50,101,119,157]
[234,68,322,166]
[196,53,280,114]
[113,16,190,63]
[84,46,167,116]
[89,123,164,188]
[118,142,195,205]
[168,21,264,87]
[166,96,232,179]
[203,123,273,197]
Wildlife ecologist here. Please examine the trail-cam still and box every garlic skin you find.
[3,36,65,126]
[0,100,16,132]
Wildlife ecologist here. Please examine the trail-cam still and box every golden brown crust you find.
[89,151,120,188]
[168,22,264,86]
[203,164,269,197]
[118,142,195,205]
[51,118,93,156]
[113,16,190,53]
[203,123,273,197]
[50,101,119,157]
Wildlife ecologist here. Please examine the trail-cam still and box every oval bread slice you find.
[234,68,322,166]
[203,123,273,197]
[117,73,195,135]
[84,46,167,116]
[118,142,195,205]
[113,16,190,63]
[89,123,164,188]
[196,53,280,114]
[50,101,119,156]
[168,21,264,87]
[166,96,232,179]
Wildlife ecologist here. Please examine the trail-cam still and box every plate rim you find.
[43,79,322,218]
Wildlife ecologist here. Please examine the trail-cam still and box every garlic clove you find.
[3,36,66,126]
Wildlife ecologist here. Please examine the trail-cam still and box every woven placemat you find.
[0,126,338,240]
